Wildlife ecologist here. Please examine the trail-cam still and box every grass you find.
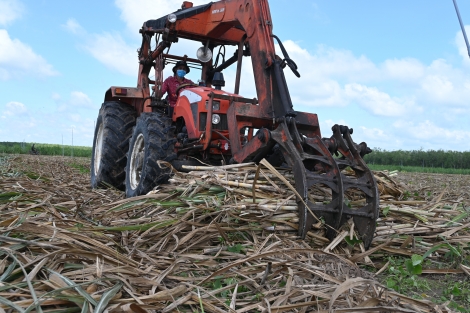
[68,162,90,174]
[368,164,470,175]
[0,142,92,158]
[375,256,470,312]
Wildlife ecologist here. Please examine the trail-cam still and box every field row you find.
[0,142,92,157]
[1,142,470,174]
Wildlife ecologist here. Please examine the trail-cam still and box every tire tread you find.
[91,101,136,190]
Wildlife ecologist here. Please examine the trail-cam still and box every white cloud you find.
[62,15,138,76]
[381,58,425,81]
[62,18,85,35]
[359,126,388,140]
[355,126,406,150]
[114,0,208,34]
[109,0,209,76]
[1,101,27,118]
[420,75,454,100]
[276,42,421,116]
[291,79,346,107]
[84,32,138,76]
[393,120,470,145]
[0,0,24,26]
[55,91,96,112]
[278,42,395,113]
[0,29,58,80]
[419,71,470,107]
[52,93,61,101]
[69,113,81,122]
[278,41,379,84]
[278,40,470,120]
[69,91,94,109]
[0,98,96,146]
[0,101,37,137]
[344,83,416,117]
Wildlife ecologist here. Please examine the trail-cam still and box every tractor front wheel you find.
[125,113,177,197]
[91,101,136,190]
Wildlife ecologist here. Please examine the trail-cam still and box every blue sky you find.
[1,0,469,151]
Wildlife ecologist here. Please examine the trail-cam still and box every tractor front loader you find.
[91,0,379,249]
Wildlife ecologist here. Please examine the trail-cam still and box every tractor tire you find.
[125,113,177,197]
[91,101,136,190]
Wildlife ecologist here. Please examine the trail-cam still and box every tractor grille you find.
[199,113,228,131]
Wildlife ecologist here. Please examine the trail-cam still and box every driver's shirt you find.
[161,75,194,107]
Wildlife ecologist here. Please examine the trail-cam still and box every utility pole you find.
[453,0,470,59]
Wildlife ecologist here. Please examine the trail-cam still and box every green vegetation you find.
[372,238,470,312]
[364,149,470,170]
[0,142,92,157]
[68,162,90,174]
[368,164,470,175]
[378,256,470,312]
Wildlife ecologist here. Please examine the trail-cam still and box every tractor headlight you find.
[212,114,221,124]
[168,14,177,23]
[212,101,220,111]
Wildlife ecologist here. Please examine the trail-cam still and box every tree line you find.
[363,149,470,169]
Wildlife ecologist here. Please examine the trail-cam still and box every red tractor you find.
[90,0,379,248]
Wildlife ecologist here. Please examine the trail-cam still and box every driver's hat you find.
[172,61,190,74]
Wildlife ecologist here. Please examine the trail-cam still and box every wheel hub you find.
[94,123,104,176]
[129,134,145,190]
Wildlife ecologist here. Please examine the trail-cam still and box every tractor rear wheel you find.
[125,113,177,197]
[91,101,136,190]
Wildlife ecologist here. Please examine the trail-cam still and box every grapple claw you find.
[271,121,379,249]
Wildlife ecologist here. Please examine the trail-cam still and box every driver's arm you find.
[159,78,170,99]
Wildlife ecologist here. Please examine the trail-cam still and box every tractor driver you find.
[160,60,194,115]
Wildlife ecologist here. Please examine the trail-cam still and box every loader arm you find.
[143,0,293,118]
[138,0,379,249]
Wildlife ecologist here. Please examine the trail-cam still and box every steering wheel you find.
[175,83,199,95]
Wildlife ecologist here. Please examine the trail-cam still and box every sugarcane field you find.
[1,154,469,313]
[3,1,470,313]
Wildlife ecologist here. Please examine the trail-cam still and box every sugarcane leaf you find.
[2,249,42,313]
[94,282,123,313]
[423,242,461,259]
[0,192,22,203]
[38,308,81,313]
[344,236,362,246]
[448,244,462,257]
[84,219,177,232]
[423,243,447,259]
[24,280,101,313]
[0,281,28,292]
[0,243,26,258]
[81,300,89,313]
[108,200,148,212]
[45,269,98,306]
[445,211,469,226]
[0,260,17,281]
[0,295,26,313]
